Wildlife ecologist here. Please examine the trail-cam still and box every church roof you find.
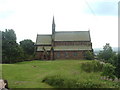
[36,34,51,45]
[54,45,92,51]
[36,45,92,51]
[37,46,51,51]
[36,31,91,45]
[55,31,91,41]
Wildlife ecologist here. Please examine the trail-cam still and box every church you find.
[35,16,93,60]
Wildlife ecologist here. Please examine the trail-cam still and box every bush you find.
[81,60,104,73]
[84,51,94,60]
[101,63,116,80]
[42,74,103,88]
[42,75,65,87]
[115,53,120,79]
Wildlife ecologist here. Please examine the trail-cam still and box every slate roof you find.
[36,45,92,51]
[55,31,91,41]
[54,46,92,51]
[36,34,52,45]
[37,46,51,51]
[36,31,91,45]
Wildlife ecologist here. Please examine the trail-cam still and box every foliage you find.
[2,29,24,63]
[98,43,115,62]
[115,53,120,79]
[42,75,65,88]
[2,29,35,63]
[20,39,34,55]
[19,39,35,60]
[97,43,120,79]
[42,74,103,88]
[84,50,94,60]
[101,63,116,80]
[81,60,103,73]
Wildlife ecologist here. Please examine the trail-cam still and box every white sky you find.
[0,0,119,48]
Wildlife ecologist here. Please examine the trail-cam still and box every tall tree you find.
[98,43,120,79]
[20,39,34,57]
[98,43,115,63]
[2,29,23,63]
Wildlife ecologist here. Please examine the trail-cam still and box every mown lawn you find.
[1,60,119,88]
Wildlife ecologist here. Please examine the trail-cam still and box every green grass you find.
[2,60,119,88]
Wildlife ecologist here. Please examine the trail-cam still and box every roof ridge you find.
[37,34,52,36]
[55,31,89,33]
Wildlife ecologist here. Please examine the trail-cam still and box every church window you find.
[57,52,60,57]
[64,52,68,57]
[73,52,78,56]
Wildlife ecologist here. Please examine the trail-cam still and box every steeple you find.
[52,16,55,34]
[51,16,55,60]
[52,16,55,24]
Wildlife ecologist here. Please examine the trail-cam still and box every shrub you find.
[84,51,94,60]
[101,63,116,80]
[42,75,65,87]
[42,74,103,88]
[81,60,104,73]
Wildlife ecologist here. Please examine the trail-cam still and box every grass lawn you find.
[2,60,119,88]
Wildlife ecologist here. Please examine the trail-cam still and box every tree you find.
[20,39,34,55]
[98,43,120,79]
[2,29,16,63]
[2,29,24,63]
[98,43,115,63]
[20,39,35,60]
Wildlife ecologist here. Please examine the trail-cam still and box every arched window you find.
[64,52,68,57]
[73,52,78,56]
[57,52,60,58]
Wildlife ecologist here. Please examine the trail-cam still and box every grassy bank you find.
[2,60,119,88]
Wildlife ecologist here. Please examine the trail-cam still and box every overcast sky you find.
[0,0,119,48]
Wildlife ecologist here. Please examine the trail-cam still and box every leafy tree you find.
[20,39,34,55]
[98,43,115,62]
[84,50,94,60]
[2,29,16,63]
[2,29,24,63]
[20,39,35,60]
[98,43,120,79]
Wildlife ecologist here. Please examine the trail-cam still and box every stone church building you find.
[35,16,93,60]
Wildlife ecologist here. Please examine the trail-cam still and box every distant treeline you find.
[0,29,35,63]
[94,47,119,55]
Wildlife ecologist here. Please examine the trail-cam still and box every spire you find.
[52,16,55,25]
[52,16,55,34]
[51,16,55,60]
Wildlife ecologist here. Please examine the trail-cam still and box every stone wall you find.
[35,51,43,60]
[35,51,51,60]
[54,51,86,60]
[35,50,87,60]
[35,50,94,60]
[35,40,93,60]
